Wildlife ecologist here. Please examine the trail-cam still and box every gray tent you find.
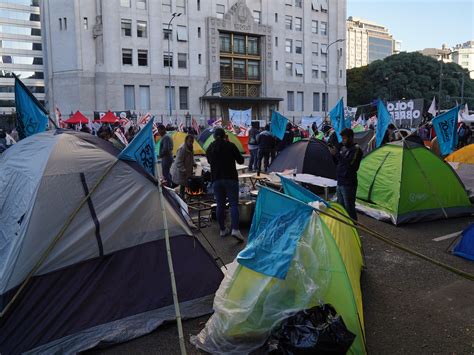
[0,131,223,354]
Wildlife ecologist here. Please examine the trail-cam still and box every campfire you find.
[185,186,205,196]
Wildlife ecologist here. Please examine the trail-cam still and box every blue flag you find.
[432,106,460,156]
[375,99,392,148]
[15,76,49,140]
[329,98,345,143]
[270,110,287,140]
[118,117,156,176]
[280,175,329,207]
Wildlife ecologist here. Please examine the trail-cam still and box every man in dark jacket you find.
[207,128,245,241]
[329,128,363,220]
[256,124,275,174]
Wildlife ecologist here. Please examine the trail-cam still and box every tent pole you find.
[154,162,188,355]
[0,159,119,319]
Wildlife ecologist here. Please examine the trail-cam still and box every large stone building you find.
[452,41,474,79]
[0,0,45,116]
[41,0,346,123]
[346,16,398,69]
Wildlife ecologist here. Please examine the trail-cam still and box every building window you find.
[285,39,293,53]
[253,10,261,24]
[322,92,327,112]
[121,19,132,37]
[287,91,295,111]
[321,0,328,12]
[197,0,201,11]
[63,17,67,30]
[275,60,278,70]
[233,59,245,79]
[124,85,135,110]
[285,15,292,30]
[198,53,202,64]
[312,67,319,78]
[179,87,189,110]
[248,36,259,55]
[295,0,302,7]
[275,13,278,22]
[220,58,231,78]
[177,25,188,41]
[321,21,327,36]
[312,43,319,63]
[138,50,148,66]
[220,33,231,52]
[295,17,302,31]
[162,0,171,12]
[177,0,186,14]
[137,21,147,38]
[286,0,292,5]
[122,48,133,65]
[163,23,172,40]
[163,52,173,67]
[233,35,245,54]
[136,0,146,10]
[275,36,278,47]
[216,4,225,19]
[59,18,62,30]
[165,86,175,110]
[198,27,201,38]
[296,92,304,111]
[312,20,318,34]
[321,43,327,56]
[285,62,293,76]
[121,0,131,7]
[340,69,343,78]
[248,60,260,80]
[83,17,88,30]
[140,85,150,110]
[295,63,304,76]
[313,92,320,111]
[321,65,327,79]
[178,53,187,68]
[295,40,302,54]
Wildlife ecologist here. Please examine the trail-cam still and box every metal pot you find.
[238,200,255,226]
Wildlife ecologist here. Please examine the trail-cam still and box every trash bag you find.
[267,304,355,355]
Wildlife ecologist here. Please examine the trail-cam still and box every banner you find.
[229,108,252,127]
[301,116,323,130]
[386,99,424,128]
[375,100,392,148]
[118,117,156,176]
[94,110,132,120]
[432,106,460,156]
[329,98,345,143]
[14,76,49,140]
[270,111,287,140]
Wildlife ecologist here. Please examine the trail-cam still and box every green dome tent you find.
[199,128,245,153]
[356,141,473,225]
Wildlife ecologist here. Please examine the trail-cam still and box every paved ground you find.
[86,211,474,355]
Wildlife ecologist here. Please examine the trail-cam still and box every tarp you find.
[356,140,473,224]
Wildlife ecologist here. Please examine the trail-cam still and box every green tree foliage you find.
[347,52,474,110]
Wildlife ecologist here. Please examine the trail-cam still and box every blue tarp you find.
[237,188,313,279]
[453,224,474,261]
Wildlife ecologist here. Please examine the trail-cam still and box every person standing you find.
[256,124,275,174]
[247,122,259,171]
[171,134,195,198]
[329,128,363,221]
[206,128,245,242]
[158,124,174,186]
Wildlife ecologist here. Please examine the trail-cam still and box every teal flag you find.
[270,110,287,140]
[14,76,49,140]
[432,106,460,156]
[375,99,392,148]
[118,117,156,176]
[329,98,345,143]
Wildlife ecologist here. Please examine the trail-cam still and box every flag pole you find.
[154,162,187,355]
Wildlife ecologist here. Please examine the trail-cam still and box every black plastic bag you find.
[267,304,356,355]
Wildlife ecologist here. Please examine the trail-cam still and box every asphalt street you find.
[85,207,474,355]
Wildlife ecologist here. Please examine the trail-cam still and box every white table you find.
[195,157,248,175]
[283,173,337,200]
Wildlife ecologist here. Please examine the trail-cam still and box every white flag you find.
[428,97,437,116]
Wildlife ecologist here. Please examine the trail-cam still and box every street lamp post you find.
[167,13,181,118]
[324,38,345,120]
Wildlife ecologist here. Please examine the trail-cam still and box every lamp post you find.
[167,13,181,118]
[324,38,345,120]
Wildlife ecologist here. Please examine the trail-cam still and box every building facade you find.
[0,0,45,117]
[346,16,397,69]
[418,44,453,63]
[452,41,474,79]
[41,0,346,124]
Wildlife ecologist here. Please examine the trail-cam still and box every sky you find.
[347,0,474,52]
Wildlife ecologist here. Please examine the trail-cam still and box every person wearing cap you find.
[158,124,174,186]
[206,127,245,242]
[329,128,363,221]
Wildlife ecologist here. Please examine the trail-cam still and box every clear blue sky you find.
[347,0,474,52]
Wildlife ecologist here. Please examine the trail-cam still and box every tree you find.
[347,52,474,110]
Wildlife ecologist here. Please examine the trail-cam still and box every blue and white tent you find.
[0,130,223,354]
